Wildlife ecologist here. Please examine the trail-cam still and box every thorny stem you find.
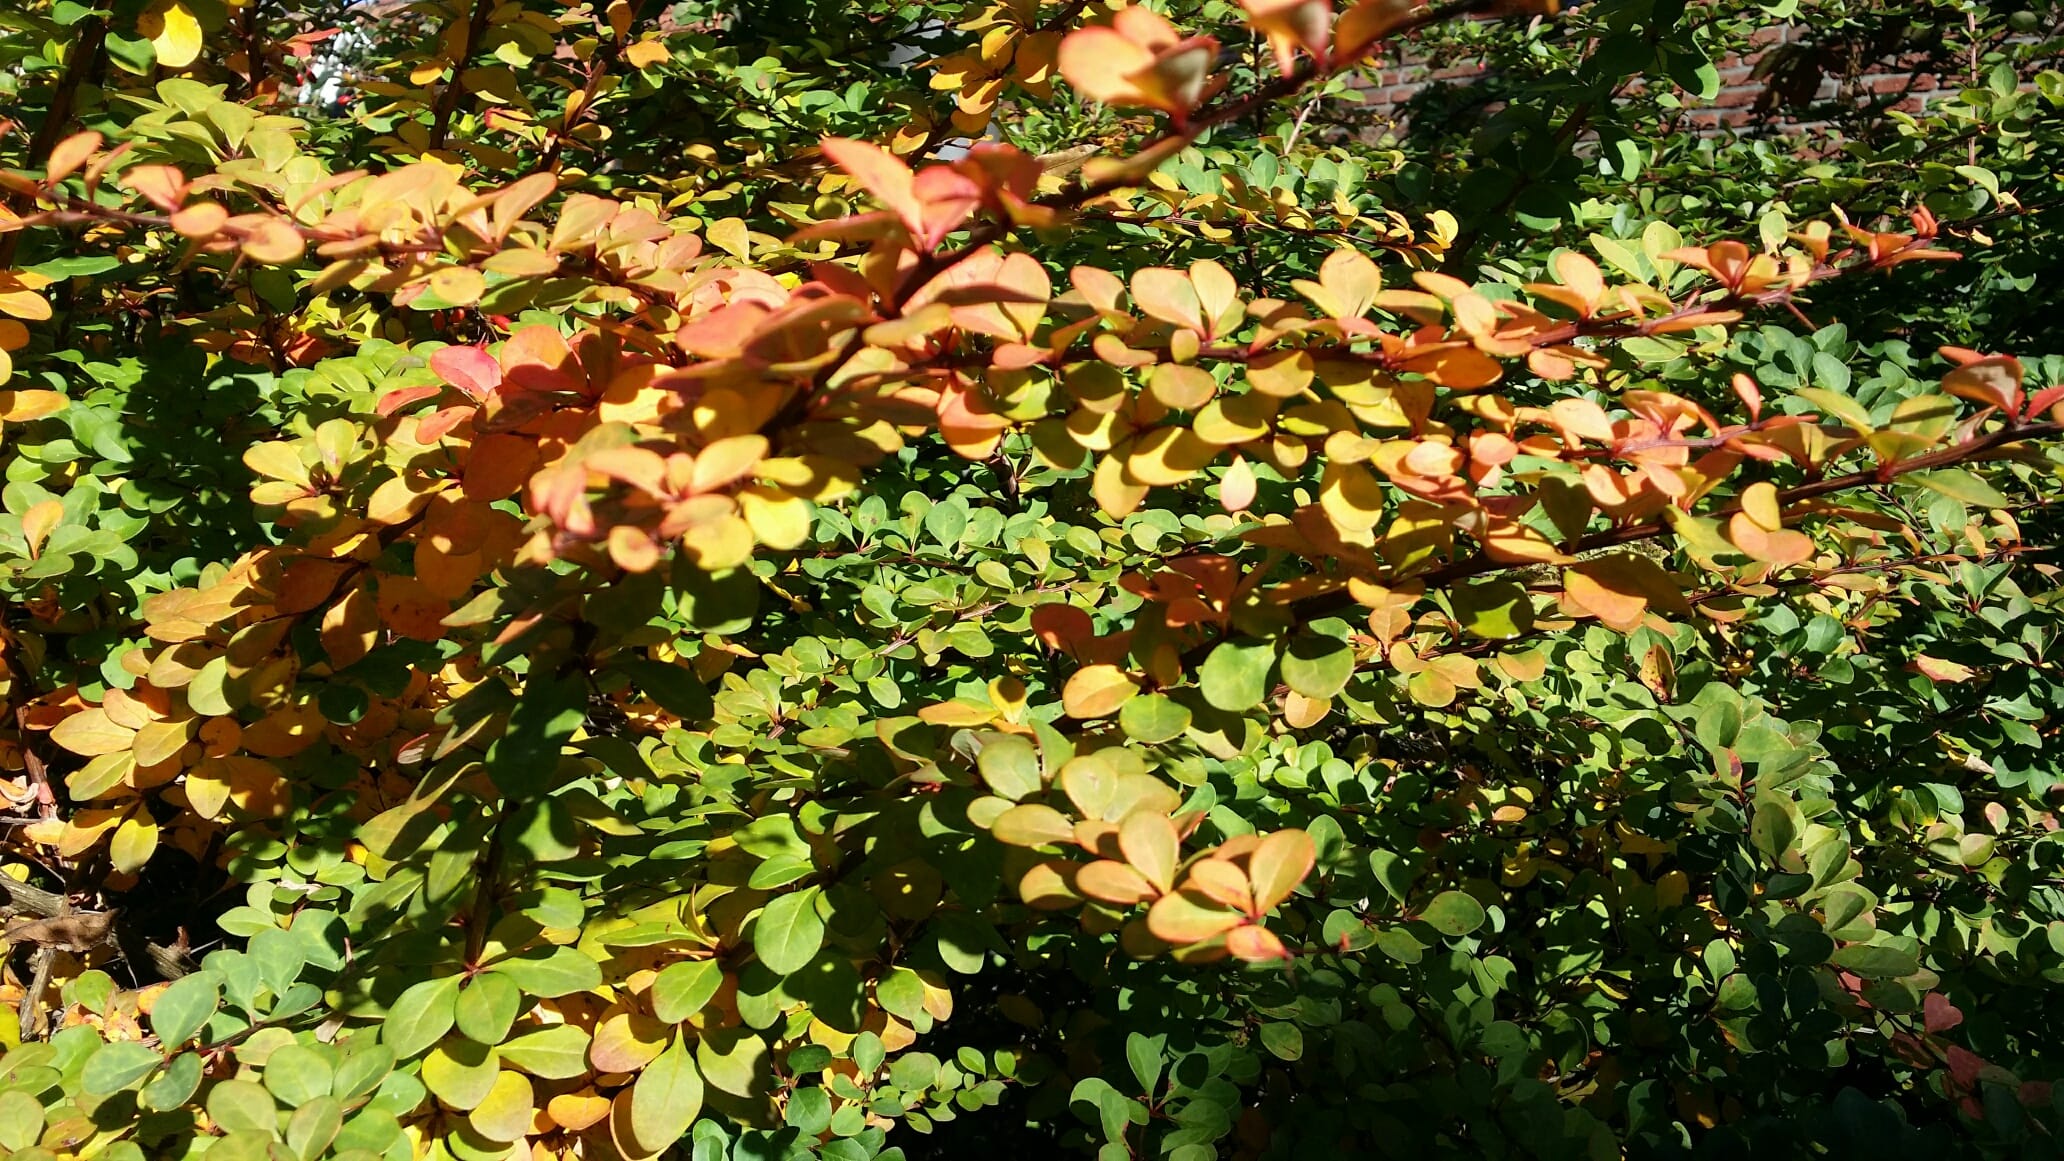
[1281,418,2064,627]
[428,0,496,151]
[886,0,1510,308]
[0,16,107,267]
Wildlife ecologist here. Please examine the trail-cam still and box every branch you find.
[1291,419,2064,625]
[427,0,495,151]
[0,15,107,267]
[888,0,1508,307]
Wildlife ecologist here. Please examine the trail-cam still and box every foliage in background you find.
[0,1,2061,1160]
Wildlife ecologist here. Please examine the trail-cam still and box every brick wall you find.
[1357,23,1957,138]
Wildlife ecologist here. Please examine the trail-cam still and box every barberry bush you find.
[0,1,2062,1159]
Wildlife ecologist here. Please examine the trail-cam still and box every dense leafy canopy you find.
[0,1,2061,1159]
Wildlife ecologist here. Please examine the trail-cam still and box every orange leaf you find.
[1131,267,1204,333]
[1563,554,1688,633]
[1186,858,1254,912]
[45,131,102,185]
[1077,859,1158,905]
[1248,829,1316,912]
[1225,924,1291,961]
[1118,813,1180,893]
[991,804,1075,847]
[1146,889,1244,943]
[1336,0,1417,56]
[821,137,919,217]
[1940,355,2022,414]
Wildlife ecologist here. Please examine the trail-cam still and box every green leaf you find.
[1125,1032,1165,1097]
[498,1025,593,1079]
[1797,388,1874,433]
[651,960,724,1024]
[1829,943,1921,980]
[490,946,603,998]
[1419,890,1486,937]
[82,1041,162,1094]
[784,1085,832,1135]
[753,889,826,976]
[1750,793,1801,863]
[1198,638,1275,711]
[1258,1022,1303,1061]
[383,975,461,1059]
[456,971,523,1044]
[331,1044,396,1101]
[1820,883,1878,941]
[285,1095,343,1161]
[0,1089,47,1151]
[1280,635,1354,700]
[732,816,809,861]
[923,497,969,546]
[206,1078,279,1134]
[422,1038,500,1110]
[486,668,588,798]
[24,256,123,279]
[1118,693,1191,744]
[141,1051,204,1112]
[747,853,814,888]
[873,966,925,1022]
[1451,579,1535,640]
[613,659,714,722]
[261,1044,333,1106]
[507,797,582,862]
[1374,928,1424,963]
[975,734,1042,801]
[1479,1021,1527,1057]
[150,970,220,1048]
[1911,468,2011,509]
[626,1037,704,1155]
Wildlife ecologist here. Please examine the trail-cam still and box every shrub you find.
[0,1,2061,1159]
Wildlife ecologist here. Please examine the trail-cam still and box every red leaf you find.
[1924,992,1964,1033]
[1946,1045,1985,1091]
[376,385,443,416]
[430,345,503,399]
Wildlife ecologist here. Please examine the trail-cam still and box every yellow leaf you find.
[990,803,1075,847]
[738,487,812,550]
[469,1071,536,1143]
[1220,456,1256,512]
[21,499,61,559]
[624,39,671,69]
[0,386,62,431]
[142,0,204,69]
[110,813,160,875]
[50,708,137,758]
[428,266,486,306]
[1062,664,1138,719]
[1562,554,1689,633]
[1739,481,1783,531]
[1145,889,1242,943]
[707,218,751,261]
[1125,426,1214,487]
[690,434,768,494]
[679,512,754,571]
[1319,461,1385,535]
